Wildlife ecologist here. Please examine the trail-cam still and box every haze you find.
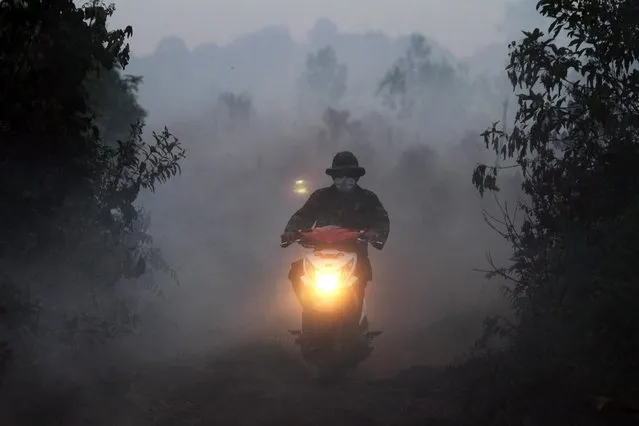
[115,0,536,369]
[3,0,546,423]
[109,0,521,57]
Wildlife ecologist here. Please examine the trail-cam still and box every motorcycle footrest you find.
[365,331,382,340]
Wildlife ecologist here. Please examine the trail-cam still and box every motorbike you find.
[281,225,382,379]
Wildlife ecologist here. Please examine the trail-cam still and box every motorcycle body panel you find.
[286,226,382,378]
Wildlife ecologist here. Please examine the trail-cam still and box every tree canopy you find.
[473,0,639,394]
[0,0,184,254]
[377,34,458,117]
[0,0,185,382]
[299,45,348,111]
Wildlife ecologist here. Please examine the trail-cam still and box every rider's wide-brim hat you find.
[325,151,366,177]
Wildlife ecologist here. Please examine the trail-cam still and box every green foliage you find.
[301,45,347,108]
[86,70,146,146]
[473,0,639,393]
[0,0,186,380]
[0,0,184,253]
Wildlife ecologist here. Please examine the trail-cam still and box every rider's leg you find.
[288,259,304,302]
[353,279,368,322]
[290,260,316,333]
[355,256,371,308]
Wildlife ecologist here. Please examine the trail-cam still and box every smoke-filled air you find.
[1,1,638,425]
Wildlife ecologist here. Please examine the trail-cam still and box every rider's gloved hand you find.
[358,229,378,243]
[359,229,384,248]
[281,231,298,245]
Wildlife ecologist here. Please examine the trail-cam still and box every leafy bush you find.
[474,0,639,396]
[0,0,186,382]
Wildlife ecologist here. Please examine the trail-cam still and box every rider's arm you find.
[364,190,390,249]
[283,189,323,233]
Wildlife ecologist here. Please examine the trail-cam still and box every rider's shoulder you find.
[358,186,381,199]
[309,186,333,198]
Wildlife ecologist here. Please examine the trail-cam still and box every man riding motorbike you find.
[281,151,390,310]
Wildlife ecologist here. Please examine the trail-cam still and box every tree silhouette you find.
[300,45,348,111]
[0,0,185,381]
[218,91,253,123]
[473,0,639,396]
[377,34,459,118]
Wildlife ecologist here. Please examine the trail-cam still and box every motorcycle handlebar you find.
[280,229,382,248]
[279,236,317,248]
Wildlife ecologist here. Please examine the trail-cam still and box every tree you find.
[0,0,184,253]
[0,0,185,380]
[322,107,351,141]
[473,0,639,394]
[299,45,347,112]
[217,91,253,123]
[85,70,147,146]
[377,34,460,119]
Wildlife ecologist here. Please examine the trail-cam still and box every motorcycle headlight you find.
[314,271,340,295]
[302,258,356,296]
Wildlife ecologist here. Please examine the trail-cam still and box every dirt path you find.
[3,341,462,426]
[118,343,458,426]
[5,340,637,426]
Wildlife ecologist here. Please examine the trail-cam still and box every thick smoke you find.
[123,21,522,375]
[1,15,528,424]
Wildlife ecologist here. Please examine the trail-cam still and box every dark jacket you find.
[283,184,390,279]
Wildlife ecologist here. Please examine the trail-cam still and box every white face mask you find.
[334,177,357,193]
